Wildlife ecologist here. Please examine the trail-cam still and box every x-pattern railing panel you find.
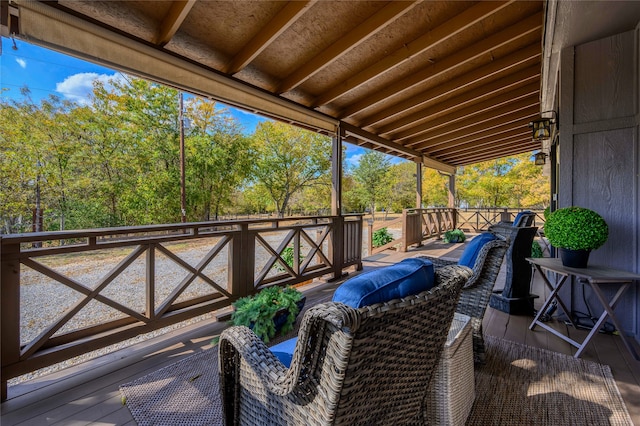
[253,223,333,289]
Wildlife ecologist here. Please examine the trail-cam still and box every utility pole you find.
[179,92,186,223]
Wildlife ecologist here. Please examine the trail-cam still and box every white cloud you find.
[55,72,126,105]
[346,153,362,168]
[15,58,27,69]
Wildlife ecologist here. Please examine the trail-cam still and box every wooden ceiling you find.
[18,0,544,168]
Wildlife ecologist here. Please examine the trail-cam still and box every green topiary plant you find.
[543,206,608,251]
[231,286,304,343]
[372,227,394,247]
[443,229,466,243]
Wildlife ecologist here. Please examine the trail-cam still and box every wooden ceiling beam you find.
[394,94,540,143]
[224,1,316,74]
[412,113,536,150]
[379,67,540,137]
[341,122,421,159]
[337,11,543,118]
[358,42,541,129]
[311,1,516,107]
[415,116,536,152]
[430,135,533,164]
[394,86,539,142]
[277,1,418,94]
[154,0,197,46]
[442,140,540,165]
[433,132,532,158]
[425,133,535,165]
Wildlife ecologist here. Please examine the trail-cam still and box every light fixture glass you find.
[530,119,551,141]
[534,152,547,166]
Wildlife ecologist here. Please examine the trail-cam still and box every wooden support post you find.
[401,209,409,252]
[416,162,422,209]
[1,240,21,401]
[145,244,155,320]
[331,126,344,216]
[230,224,254,299]
[331,216,345,281]
[447,173,456,208]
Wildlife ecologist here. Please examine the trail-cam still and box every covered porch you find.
[2,0,640,423]
[1,238,639,424]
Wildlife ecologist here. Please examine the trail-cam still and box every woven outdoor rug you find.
[120,335,633,425]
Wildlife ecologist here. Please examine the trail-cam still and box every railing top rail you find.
[1,215,364,245]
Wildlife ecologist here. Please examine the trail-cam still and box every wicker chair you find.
[416,237,508,364]
[218,265,471,426]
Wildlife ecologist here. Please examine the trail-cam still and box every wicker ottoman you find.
[426,313,475,425]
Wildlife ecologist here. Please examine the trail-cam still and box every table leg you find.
[529,266,571,330]
[581,282,640,361]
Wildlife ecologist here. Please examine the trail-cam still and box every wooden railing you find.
[456,208,545,232]
[0,215,362,399]
[366,208,545,254]
[367,208,456,255]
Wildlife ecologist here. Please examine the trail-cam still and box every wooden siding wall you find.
[559,26,640,339]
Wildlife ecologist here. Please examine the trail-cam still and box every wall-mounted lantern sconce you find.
[529,111,557,141]
[534,152,548,166]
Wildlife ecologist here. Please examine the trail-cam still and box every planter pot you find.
[234,296,306,341]
[559,248,591,268]
[272,296,306,334]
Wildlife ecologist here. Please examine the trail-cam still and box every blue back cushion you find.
[458,232,497,268]
[513,210,534,227]
[270,258,435,368]
[331,258,435,308]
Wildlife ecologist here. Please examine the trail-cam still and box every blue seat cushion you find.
[458,232,497,268]
[331,257,435,308]
[270,337,297,368]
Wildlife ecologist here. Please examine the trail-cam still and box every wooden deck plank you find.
[2,239,639,425]
[93,402,138,426]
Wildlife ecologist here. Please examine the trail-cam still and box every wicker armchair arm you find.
[435,264,473,286]
[219,302,359,398]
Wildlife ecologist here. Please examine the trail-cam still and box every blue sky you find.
[1,38,378,169]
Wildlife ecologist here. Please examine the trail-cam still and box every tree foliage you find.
[1,76,549,235]
[350,151,391,220]
[251,122,331,217]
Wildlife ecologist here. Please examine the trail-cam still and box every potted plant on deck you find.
[543,206,609,268]
[443,229,466,243]
[231,286,305,343]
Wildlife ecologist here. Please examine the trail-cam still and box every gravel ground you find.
[10,223,398,386]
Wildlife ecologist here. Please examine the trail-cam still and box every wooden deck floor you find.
[2,239,640,425]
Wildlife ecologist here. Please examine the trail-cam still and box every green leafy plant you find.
[275,246,304,272]
[443,229,466,243]
[531,241,543,258]
[372,227,394,247]
[231,286,304,343]
[544,207,608,251]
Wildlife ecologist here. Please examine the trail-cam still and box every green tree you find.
[456,154,549,208]
[251,122,331,217]
[509,153,550,208]
[388,161,417,213]
[185,97,254,220]
[0,98,35,233]
[351,150,391,220]
[422,167,450,207]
